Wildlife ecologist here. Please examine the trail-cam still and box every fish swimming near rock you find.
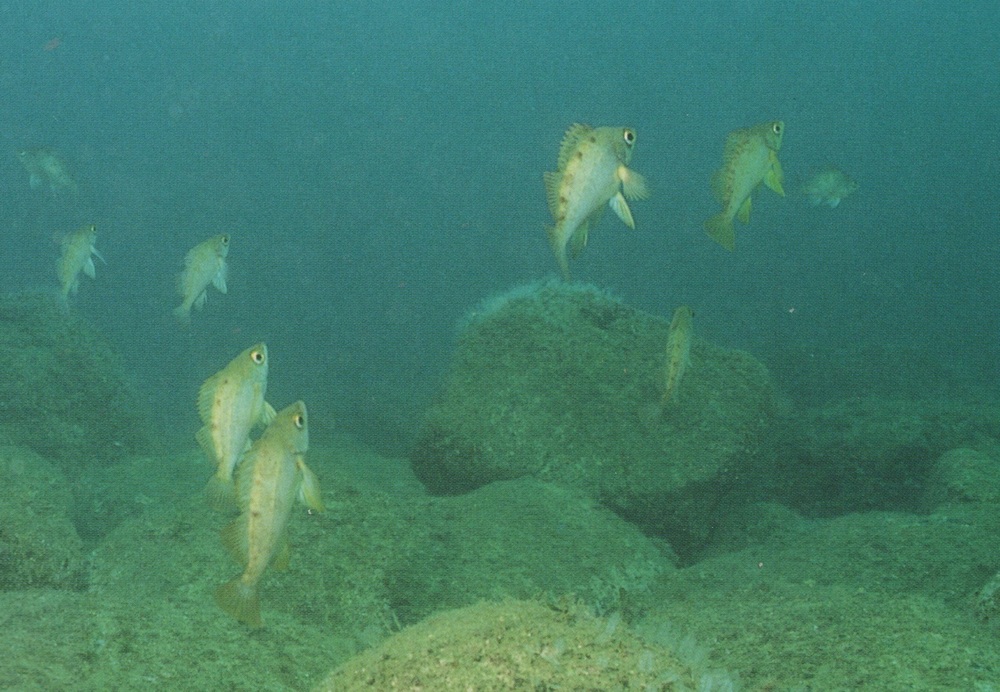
[18,147,78,198]
[214,401,324,628]
[801,167,858,208]
[57,224,104,301]
[661,305,693,408]
[544,124,649,280]
[197,342,277,510]
[704,120,785,251]
[174,234,230,325]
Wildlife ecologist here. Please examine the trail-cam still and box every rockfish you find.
[174,234,229,325]
[544,124,649,280]
[801,167,858,208]
[57,224,104,300]
[661,305,693,407]
[18,147,78,197]
[704,120,785,251]
[215,401,324,628]
[197,342,277,510]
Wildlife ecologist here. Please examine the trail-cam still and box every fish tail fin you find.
[205,475,238,512]
[214,578,262,628]
[173,304,192,327]
[546,225,571,281]
[704,214,735,251]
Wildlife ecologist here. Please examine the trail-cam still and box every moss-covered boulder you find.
[316,599,719,690]
[0,292,154,470]
[412,282,779,555]
[0,446,85,590]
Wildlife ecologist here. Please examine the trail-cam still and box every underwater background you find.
[2,1,1000,689]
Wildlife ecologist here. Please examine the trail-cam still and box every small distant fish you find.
[544,124,649,280]
[661,306,694,407]
[214,401,324,628]
[174,234,230,325]
[18,147,78,198]
[801,167,858,208]
[56,224,104,300]
[704,120,785,251]
[197,343,277,510]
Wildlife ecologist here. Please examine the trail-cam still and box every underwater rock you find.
[924,447,1000,508]
[0,292,154,470]
[771,397,1000,516]
[385,477,675,624]
[316,598,711,690]
[0,446,85,590]
[412,281,779,556]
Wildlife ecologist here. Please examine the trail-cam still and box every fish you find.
[704,120,785,251]
[56,224,104,300]
[661,305,694,407]
[18,147,78,198]
[801,167,858,208]
[214,401,325,628]
[197,343,277,510]
[173,234,230,325]
[543,124,649,280]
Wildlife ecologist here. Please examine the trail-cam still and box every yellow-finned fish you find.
[18,147,78,197]
[544,124,649,280]
[197,343,277,510]
[174,234,230,325]
[661,305,694,407]
[214,401,324,628]
[704,120,785,251]
[801,167,858,208]
[57,224,104,300]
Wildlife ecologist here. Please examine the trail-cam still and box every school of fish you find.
[22,116,858,627]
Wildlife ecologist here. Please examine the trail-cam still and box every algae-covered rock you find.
[316,599,708,691]
[0,292,154,469]
[412,282,779,554]
[0,446,85,590]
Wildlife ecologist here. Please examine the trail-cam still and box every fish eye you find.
[221,235,230,245]
[251,349,264,364]
[623,129,636,146]
[772,122,782,134]
[294,414,305,429]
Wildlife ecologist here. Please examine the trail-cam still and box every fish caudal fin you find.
[205,475,238,512]
[704,214,735,251]
[214,578,262,628]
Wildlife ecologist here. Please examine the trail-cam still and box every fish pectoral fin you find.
[83,257,97,279]
[619,166,650,201]
[29,173,42,189]
[569,223,589,259]
[766,155,785,196]
[259,401,278,427]
[609,192,636,229]
[92,247,107,265]
[194,291,208,311]
[272,539,292,571]
[297,457,325,513]
[213,263,228,293]
[828,197,841,208]
[737,196,753,224]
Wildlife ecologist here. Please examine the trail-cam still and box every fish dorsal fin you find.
[220,516,250,566]
[196,371,225,425]
[543,170,563,219]
[556,123,593,171]
[608,192,636,229]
